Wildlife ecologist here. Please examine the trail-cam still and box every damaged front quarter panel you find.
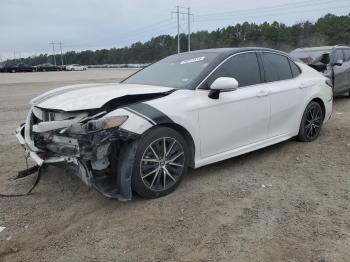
[15,86,176,200]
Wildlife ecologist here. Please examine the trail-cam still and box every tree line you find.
[5,13,350,66]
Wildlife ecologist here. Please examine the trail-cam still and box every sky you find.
[0,0,349,60]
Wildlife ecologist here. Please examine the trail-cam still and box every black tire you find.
[131,127,189,198]
[297,101,324,142]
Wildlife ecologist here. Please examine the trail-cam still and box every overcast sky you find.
[0,0,349,60]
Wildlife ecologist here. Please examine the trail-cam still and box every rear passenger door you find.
[260,52,303,138]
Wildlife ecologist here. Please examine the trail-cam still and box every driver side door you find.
[197,52,270,159]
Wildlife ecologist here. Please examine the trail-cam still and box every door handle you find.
[256,90,269,97]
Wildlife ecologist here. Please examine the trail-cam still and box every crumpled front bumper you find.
[16,124,69,166]
[15,123,139,201]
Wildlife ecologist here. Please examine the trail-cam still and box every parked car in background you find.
[35,63,61,72]
[16,48,332,200]
[2,63,35,73]
[290,45,350,97]
[65,64,87,71]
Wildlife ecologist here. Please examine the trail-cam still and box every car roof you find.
[188,47,289,56]
[171,47,296,63]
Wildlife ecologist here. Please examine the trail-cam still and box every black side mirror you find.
[320,53,330,64]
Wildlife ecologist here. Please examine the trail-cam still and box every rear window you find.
[343,49,350,62]
[261,53,293,82]
[289,60,301,77]
[334,49,344,62]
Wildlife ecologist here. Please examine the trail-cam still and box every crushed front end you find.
[15,106,138,201]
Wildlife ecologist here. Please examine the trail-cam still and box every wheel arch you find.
[155,123,196,168]
[310,97,326,121]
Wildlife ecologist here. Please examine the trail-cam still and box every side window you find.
[289,60,301,77]
[334,49,344,62]
[261,53,293,82]
[208,52,261,87]
[343,49,350,62]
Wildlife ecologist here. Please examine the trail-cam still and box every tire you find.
[131,127,189,198]
[297,101,324,142]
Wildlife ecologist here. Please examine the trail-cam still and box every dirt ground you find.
[0,69,349,262]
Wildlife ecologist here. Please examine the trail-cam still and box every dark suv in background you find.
[290,45,350,97]
[1,63,35,73]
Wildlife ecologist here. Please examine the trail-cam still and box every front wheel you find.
[297,101,324,142]
[131,127,189,198]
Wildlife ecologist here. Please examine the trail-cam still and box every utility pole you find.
[188,8,191,52]
[172,6,193,53]
[49,41,56,66]
[59,41,64,66]
[172,6,180,53]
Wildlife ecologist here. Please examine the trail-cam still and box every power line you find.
[196,0,348,19]
[194,3,350,24]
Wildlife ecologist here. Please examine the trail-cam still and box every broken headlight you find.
[83,116,128,132]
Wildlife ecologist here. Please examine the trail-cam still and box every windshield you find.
[123,52,219,89]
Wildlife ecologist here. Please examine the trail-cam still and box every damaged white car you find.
[15,48,333,200]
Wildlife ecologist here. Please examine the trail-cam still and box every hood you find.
[31,83,174,111]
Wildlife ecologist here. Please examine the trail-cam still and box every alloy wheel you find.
[304,104,322,140]
[140,137,185,191]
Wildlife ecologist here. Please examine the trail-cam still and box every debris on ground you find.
[0,226,6,233]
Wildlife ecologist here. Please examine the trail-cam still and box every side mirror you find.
[208,77,239,99]
[320,53,330,64]
[333,59,343,66]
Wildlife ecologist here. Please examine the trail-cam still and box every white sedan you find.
[65,64,87,71]
[15,48,332,200]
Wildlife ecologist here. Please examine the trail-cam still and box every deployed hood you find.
[31,83,174,111]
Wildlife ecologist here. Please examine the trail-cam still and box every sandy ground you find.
[0,69,349,262]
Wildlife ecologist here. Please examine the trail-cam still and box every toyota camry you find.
[15,48,333,200]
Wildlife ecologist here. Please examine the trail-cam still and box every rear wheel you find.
[131,127,189,198]
[297,101,323,142]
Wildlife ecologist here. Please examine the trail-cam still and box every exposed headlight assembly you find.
[84,116,128,132]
